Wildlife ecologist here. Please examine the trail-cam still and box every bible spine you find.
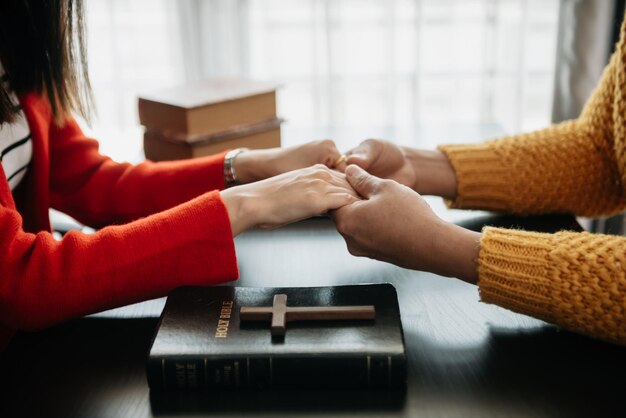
[147,354,406,390]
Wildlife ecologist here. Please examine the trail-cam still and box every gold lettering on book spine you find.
[175,362,186,387]
[215,300,233,338]
[186,362,198,388]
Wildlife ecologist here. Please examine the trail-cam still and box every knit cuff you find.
[437,143,510,211]
[477,227,557,324]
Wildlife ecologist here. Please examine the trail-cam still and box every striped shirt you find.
[0,66,32,190]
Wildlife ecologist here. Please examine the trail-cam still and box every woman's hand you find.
[233,139,344,184]
[221,164,359,236]
[332,165,480,284]
[344,139,457,199]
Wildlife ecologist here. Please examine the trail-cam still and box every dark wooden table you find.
[1,213,624,418]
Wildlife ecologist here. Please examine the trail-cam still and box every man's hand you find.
[332,165,479,284]
[344,139,417,189]
[344,139,457,199]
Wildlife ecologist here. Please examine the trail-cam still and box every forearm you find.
[478,227,626,346]
[404,147,457,199]
[50,118,230,227]
[431,222,480,284]
[231,139,343,185]
[438,120,626,216]
[0,192,238,331]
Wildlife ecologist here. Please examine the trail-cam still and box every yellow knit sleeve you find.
[437,41,626,217]
[478,227,626,345]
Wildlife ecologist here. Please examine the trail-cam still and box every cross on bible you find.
[239,294,376,337]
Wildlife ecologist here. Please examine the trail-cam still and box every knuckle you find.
[347,244,364,257]
[336,215,354,236]
[319,138,335,149]
[335,217,348,234]
[378,179,395,191]
[342,192,355,203]
[309,178,327,188]
[312,166,332,180]
[312,163,328,171]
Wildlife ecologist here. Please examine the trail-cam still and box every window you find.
[85,0,560,161]
[84,0,184,161]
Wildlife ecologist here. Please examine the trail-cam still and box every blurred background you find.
[83,0,618,163]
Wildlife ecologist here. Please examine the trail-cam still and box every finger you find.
[333,156,348,172]
[344,140,376,169]
[329,204,345,222]
[336,162,347,172]
[321,140,342,168]
[329,200,359,228]
[323,172,360,198]
[321,181,360,199]
[320,191,360,212]
[345,164,381,198]
[330,153,347,171]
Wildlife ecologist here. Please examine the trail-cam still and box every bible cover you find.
[147,284,406,390]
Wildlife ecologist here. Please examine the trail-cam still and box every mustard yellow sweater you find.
[439,22,626,346]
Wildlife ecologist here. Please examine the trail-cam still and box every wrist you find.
[405,148,457,199]
[220,186,259,236]
[433,222,481,284]
[223,148,249,187]
[232,149,274,184]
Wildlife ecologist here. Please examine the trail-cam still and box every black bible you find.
[147,283,406,390]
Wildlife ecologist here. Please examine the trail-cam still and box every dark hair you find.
[0,0,93,125]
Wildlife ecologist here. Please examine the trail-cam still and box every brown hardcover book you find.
[138,79,279,136]
[144,127,281,161]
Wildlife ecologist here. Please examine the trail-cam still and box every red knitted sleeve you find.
[0,191,238,331]
[48,116,228,228]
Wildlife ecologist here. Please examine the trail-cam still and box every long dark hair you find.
[0,0,93,125]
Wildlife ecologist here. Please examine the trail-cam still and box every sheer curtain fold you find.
[177,0,250,81]
[552,0,616,123]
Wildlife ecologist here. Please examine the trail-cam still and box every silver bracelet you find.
[223,148,248,187]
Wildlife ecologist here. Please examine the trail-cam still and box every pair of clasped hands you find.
[220,139,480,284]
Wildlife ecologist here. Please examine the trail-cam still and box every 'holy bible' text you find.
[215,300,233,338]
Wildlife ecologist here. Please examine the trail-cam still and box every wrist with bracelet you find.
[223,148,249,187]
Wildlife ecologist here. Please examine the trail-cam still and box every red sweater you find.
[0,93,239,350]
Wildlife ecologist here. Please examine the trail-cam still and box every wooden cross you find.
[239,294,376,337]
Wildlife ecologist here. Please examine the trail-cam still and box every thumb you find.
[345,165,380,198]
[345,141,375,169]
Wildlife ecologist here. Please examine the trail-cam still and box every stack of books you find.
[138,79,282,161]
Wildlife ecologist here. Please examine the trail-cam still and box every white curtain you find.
[85,0,561,161]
